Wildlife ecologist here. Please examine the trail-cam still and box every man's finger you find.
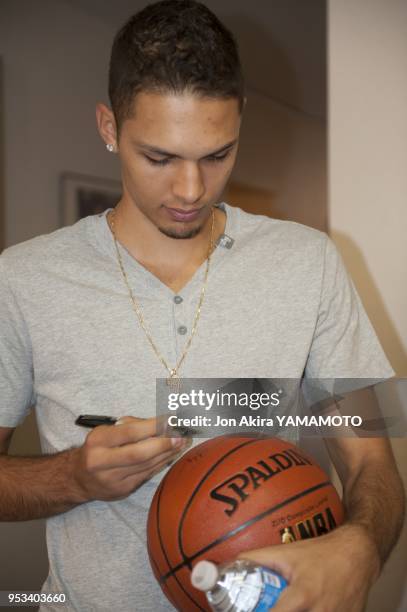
[271,584,310,612]
[85,447,182,483]
[87,416,164,448]
[237,546,293,581]
[120,446,187,480]
[88,432,189,470]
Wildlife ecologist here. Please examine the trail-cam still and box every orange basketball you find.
[147,435,344,611]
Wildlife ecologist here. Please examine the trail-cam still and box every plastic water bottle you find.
[191,559,287,611]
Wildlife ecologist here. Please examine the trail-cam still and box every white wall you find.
[0,0,120,247]
[229,89,327,231]
[329,1,407,610]
[329,0,407,376]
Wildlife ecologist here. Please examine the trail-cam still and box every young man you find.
[0,1,404,611]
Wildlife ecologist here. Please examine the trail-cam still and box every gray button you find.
[177,325,187,335]
[174,295,183,304]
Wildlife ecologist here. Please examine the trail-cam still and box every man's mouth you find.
[165,207,203,222]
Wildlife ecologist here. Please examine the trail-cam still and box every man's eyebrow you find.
[133,139,238,158]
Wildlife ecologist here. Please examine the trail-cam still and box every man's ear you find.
[96,103,118,152]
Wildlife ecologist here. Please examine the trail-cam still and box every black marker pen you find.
[75,414,199,436]
[75,415,118,428]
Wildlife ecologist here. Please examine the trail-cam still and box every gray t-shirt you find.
[0,204,394,611]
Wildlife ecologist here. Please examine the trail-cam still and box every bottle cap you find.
[191,561,219,591]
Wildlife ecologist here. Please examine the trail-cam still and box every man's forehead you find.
[122,91,241,155]
[126,90,240,124]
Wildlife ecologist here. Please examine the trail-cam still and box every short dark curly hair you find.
[108,0,245,134]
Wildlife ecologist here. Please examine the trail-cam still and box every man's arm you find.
[238,401,405,611]
[324,435,405,572]
[0,447,88,520]
[0,419,189,522]
[322,385,405,571]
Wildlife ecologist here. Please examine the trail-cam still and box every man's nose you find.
[172,161,205,205]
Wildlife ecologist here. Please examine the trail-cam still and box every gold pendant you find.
[166,370,181,392]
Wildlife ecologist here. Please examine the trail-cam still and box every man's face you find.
[117,91,241,239]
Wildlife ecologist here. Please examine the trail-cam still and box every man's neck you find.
[108,200,226,292]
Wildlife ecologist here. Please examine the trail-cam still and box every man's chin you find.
[158,224,203,240]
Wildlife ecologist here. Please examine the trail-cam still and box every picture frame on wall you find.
[60,172,121,226]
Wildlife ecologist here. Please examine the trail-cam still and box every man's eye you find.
[144,151,230,165]
[145,155,170,166]
[206,151,230,163]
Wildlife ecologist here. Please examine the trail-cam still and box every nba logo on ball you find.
[147,435,344,611]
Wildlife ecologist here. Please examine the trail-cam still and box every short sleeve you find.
[305,235,395,380]
[0,257,35,426]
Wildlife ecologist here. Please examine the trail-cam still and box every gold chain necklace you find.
[108,207,215,391]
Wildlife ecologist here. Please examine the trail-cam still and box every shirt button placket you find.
[172,295,187,358]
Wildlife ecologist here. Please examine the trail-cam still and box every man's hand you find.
[71,416,191,503]
[238,523,380,612]
[234,432,404,611]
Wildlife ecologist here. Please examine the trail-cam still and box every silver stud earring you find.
[106,143,115,152]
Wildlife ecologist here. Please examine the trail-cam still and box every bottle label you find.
[253,568,287,612]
